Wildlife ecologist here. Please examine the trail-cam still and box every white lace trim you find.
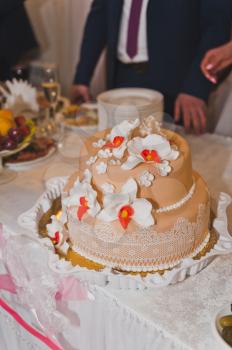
[72,231,210,272]
[157,182,196,213]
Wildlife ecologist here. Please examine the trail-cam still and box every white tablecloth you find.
[0,131,232,350]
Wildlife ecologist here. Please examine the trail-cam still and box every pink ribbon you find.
[0,224,91,350]
[0,297,63,350]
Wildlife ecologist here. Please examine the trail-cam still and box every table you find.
[0,131,232,350]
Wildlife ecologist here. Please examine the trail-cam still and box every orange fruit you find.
[0,118,16,136]
[0,109,14,121]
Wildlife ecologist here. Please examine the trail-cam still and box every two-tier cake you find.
[47,117,210,272]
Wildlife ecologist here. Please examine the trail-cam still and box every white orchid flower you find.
[47,215,66,247]
[122,134,179,170]
[98,178,154,230]
[63,170,100,221]
[104,119,139,159]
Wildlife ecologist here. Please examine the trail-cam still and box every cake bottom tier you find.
[68,172,210,272]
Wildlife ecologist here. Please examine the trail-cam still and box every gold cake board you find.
[38,197,218,277]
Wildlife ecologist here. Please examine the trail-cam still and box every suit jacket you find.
[0,0,38,80]
[75,0,232,102]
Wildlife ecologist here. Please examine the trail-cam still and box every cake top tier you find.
[64,117,193,226]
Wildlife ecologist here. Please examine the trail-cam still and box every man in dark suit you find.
[72,0,232,133]
[0,0,38,81]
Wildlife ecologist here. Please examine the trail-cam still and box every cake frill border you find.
[17,176,232,289]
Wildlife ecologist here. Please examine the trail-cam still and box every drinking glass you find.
[41,65,60,135]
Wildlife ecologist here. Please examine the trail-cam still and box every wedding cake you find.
[47,117,210,272]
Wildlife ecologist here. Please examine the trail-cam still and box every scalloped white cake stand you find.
[17,176,232,290]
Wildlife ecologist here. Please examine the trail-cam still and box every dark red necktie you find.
[126,0,144,59]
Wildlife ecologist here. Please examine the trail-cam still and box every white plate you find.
[0,141,30,158]
[5,146,56,170]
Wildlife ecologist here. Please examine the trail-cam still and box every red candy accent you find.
[104,136,125,149]
[141,149,161,163]
[118,205,134,229]
[77,196,89,221]
[51,231,60,245]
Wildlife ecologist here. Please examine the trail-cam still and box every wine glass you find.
[41,65,60,135]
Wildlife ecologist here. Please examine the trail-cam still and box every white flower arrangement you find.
[46,215,69,254]
[109,159,121,166]
[86,155,98,166]
[155,160,172,176]
[121,134,179,170]
[98,149,112,159]
[63,169,100,221]
[96,161,107,175]
[103,119,139,159]
[139,171,155,187]
[92,139,106,148]
[101,183,115,194]
[98,178,154,230]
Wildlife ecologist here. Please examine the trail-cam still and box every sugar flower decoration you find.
[63,169,100,221]
[98,178,154,230]
[101,183,115,194]
[122,134,179,170]
[104,119,139,159]
[109,159,121,166]
[86,155,97,166]
[96,161,107,175]
[98,149,112,159]
[155,160,172,176]
[139,171,155,187]
[46,215,69,253]
[92,139,106,148]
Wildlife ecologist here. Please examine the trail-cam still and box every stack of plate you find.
[97,88,164,130]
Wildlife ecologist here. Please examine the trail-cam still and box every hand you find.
[174,93,207,135]
[70,84,91,103]
[201,42,232,84]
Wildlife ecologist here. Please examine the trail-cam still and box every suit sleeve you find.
[74,0,107,85]
[181,0,232,102]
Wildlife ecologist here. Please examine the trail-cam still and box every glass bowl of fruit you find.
[0,110,35,184]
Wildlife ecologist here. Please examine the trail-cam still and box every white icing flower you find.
[63,171,100,221]
[47,215,67,248]
[101,183,115,194]
[98,149,112,159]
[139,171,155,187]
[98,178,154,230]
[104,119,139,159]
[86,155,98,166]
[92,139,106,148]
[139,115,161,136]
[122,134,179,170]
[109,159,121,166]
[155,160,172,176]
[96,161,107,175]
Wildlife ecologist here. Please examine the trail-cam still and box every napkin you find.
[0,79,39,116]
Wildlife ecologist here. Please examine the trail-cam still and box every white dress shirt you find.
[117,0,149,63]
